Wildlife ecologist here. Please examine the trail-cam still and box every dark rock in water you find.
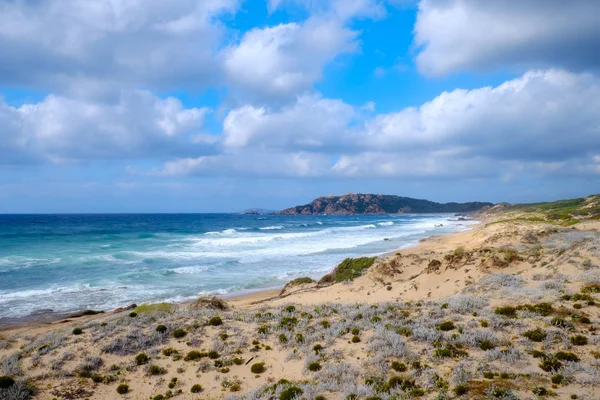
[66,310,105,318]
[383,238,390,241]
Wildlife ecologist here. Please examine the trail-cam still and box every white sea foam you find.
[378,221,394,226]
[259,225,284,230]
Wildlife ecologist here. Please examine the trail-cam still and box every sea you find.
[0,213,476,318]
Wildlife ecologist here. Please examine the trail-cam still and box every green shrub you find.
[483,371,495,379]
[573,303,582,309]
[351,328,360,335]
[72,327,83,335]
[172,328,186,339]
[308,362,322,372]
[258,325,269,334]
[438,321,455,331]
[156,324,168,333]
[539,359,562,372]
[328,257,377,283]
[209,316,223,326]
[435,348,453,358]
[250,362,265,374]
[134,303,175,314]
[570,335,588,345]
[523,328,547,342]
[116,384,129,394]
[495,306,517,318]
[162,348,178,356]
[580,316,591,324]
[0,376,15,389]
[153,395,165,400]
[555,352,579,362]
[551,317,573,328]
[128,312,137,318]
[351,335,361,343]
[440,303,449,309]
[233,357,244,365]
[480,320,489,328]
[135,353,149,365]
[184,351,206,361]
[532,387,548,396]
[279,386,303,400]
[279,333,288,343]
[313,344,323,354]
[190,384,202,393]
[531,350,547,359]
[148,365,166,375]
[454,385,469,396]
[479,340,495,351]
[320,320,331,329]
[208,350,220,359]
[294,333,304,343]
[285,305,296,313]
[551,374,565,384]
[391,361,407,372]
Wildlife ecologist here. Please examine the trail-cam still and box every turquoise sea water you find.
[0,214,475,317]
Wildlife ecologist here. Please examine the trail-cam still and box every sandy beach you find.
[2,213,600,399]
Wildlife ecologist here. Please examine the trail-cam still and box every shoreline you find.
[0,218,479,332]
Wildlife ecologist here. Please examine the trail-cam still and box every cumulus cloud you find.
[0,91,213,164]
[0,0,238,94]
[160,69,600,179]
[414,0,600,75]
[223,18,358,99]
[268,0,387,20]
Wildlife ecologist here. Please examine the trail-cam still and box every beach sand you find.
[2,217,600,399]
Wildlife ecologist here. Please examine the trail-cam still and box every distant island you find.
[277,193,493,215]
[234,208,275,215]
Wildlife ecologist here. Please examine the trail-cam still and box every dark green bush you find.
[172,328,186,339]
[128,312,137,318]
[391,361,407,372]
[551,317,573,328]
[208,350,220,359]
[184,351,206,361]
[313,344,323,354]
[480,320,489,328]
[539,358,562,372]
[523,328,547,342]
[250,362,265,374]
[156,324,168,333]
[72,327,83,335]
[162,348,178,356]
[494,306,517,318]
[116,384,129,394]
[326,257,377,283]
[308,362,322,372]
[351,335,361,343]
[570,335,588,346]
[351,328,360,335]
[454,385,469,396]
[555,352,579,362]
[532,387,548,396]
[135,353,149,365]
[209,316,223,326]
[479,340,495,351]
[438,321,455,331]
[279,333,288,343]
[0,376,15,389]
[190,384,202,393]
[148,365,166,375]
[551,374,565,384]
[285,305,296,313]
[279,386,303,400]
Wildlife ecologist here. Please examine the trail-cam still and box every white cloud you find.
[268,0,387,20]
[414,0,600,75]
[223,18,358,99]
[222,94,355,149]
[0,91,212,164]
[0,0,239,94]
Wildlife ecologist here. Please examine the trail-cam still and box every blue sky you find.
[1,0,600,213]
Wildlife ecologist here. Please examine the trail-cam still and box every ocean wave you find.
[377,221,394,226]
[168,265,211,275]
[204,228,238,236]
[259,225,285,230]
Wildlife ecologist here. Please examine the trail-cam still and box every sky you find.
[1,0,600,213]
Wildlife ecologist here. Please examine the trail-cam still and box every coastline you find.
[2,214,600,399]
[0,217,479,332]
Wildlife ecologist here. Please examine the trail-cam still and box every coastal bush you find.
[135,353,149,365]
[308,362,322,372]
[128,312,137,318]
[148,364,166,375]
[453,385,469,396]
[351,328,360,335]
[532,387,548,396]
[479,340,495,351]
[555,352,579,362]
[313,344,323,354]
[351,335,361,343]
[523,328,547,342]
[321,257,377,283]
[279,386,303,400]
[162,348,177,357]
[208,350,220,359]
[172,328,186,339]
[279,334,288,344]
[0,376,15,389]
[391,361,407,372]
[72,328,83,335]
[438,321,455,331]
[190,384,202,393]
[539,358,562,372]
[570,335,588,345]
[135,303,174,314]
[250,362,265,374]
[184,351,206,361]
[551,374,565,384]
[156,325,168,334]
[285,305,296,313]
[209,316,223,326]
[116,384,129,394]
[494,306,518,318]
